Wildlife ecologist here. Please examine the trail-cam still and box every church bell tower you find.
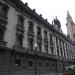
[66,11,75,42]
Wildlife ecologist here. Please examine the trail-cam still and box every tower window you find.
[73,34,75,38]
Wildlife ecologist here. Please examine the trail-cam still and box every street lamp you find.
[34,43,38,75]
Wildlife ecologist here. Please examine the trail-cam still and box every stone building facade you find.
[0,0,75,75]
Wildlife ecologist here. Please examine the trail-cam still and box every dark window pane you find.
[38,62,42,67]
[28,38,33,50]
[52,63,55,67]
[16,35,23,47]
[46,62,49,67]
[1,7,7,16]
[18,15,24,25]
[28,60,33,67]
[44,30,47,38]
[37,26,41,35]
[28,21,34,32]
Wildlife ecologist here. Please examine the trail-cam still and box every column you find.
[47,32,51,54]
[58,39,61,56]
[33,23,38,51]
[23,19,29,49]
[54,37,57,55]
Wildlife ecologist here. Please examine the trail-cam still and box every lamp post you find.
[34,43,38,75]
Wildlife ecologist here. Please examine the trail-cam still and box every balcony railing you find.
[0,14,7,22]
[0,40,7,47]
[13,45,25,53]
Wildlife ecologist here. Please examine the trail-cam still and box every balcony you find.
[17,24,24,32]
[0,40,7,47]
[0,14,7,22]
[13,45,25,53]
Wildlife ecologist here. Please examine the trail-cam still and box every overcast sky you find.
[21,0,75,35]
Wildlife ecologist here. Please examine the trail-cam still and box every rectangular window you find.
[63,42,65,57]
[28,60,33,67]
[37,41,42,52]
[50,34,53,54]
[38,62,42,67]
[56,38,59,56]
[50,34,52,41]
[51,62,56,70]
[44,44,48,53]
[37,26,41,36]
[0,30,4,40]
[0,4,9,17]
[46,62,49,67]
[52,63,55,67]
[44,30,47,39]
[59,40,63,57]
[18,15,24,25]
[16,35,23,47]
[28,21,34,32]
[28,38,33,50]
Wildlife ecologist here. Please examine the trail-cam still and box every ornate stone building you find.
[0,0,75,75]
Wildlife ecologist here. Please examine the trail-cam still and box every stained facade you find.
[0,0,75,75]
